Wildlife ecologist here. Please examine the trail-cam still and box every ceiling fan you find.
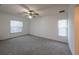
[19,4,39,19]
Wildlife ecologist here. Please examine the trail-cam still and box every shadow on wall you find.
[0,36,3,40]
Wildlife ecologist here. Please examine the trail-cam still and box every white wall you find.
[30,5,68,43]
[68,5,75,54]
[0,12,30,40]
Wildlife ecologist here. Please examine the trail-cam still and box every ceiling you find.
[0,4,68,18]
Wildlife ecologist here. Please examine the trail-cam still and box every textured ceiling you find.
[0,4,68,18]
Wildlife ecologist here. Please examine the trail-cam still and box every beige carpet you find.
[0,35,71,55]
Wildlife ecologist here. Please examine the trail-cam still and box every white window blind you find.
[10,20,23,33]
[58,20,67,36]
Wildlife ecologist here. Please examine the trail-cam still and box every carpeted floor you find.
[0,35,71,55]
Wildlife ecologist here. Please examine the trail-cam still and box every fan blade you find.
[19,4,30,10]
[17,12,28,16]
[34,13,39,15]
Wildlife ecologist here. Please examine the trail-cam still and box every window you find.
[10,20,23,33]
[58,20,67,36]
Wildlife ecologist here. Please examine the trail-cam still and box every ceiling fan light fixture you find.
[23,10,39,19]
[28,15,33,19]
